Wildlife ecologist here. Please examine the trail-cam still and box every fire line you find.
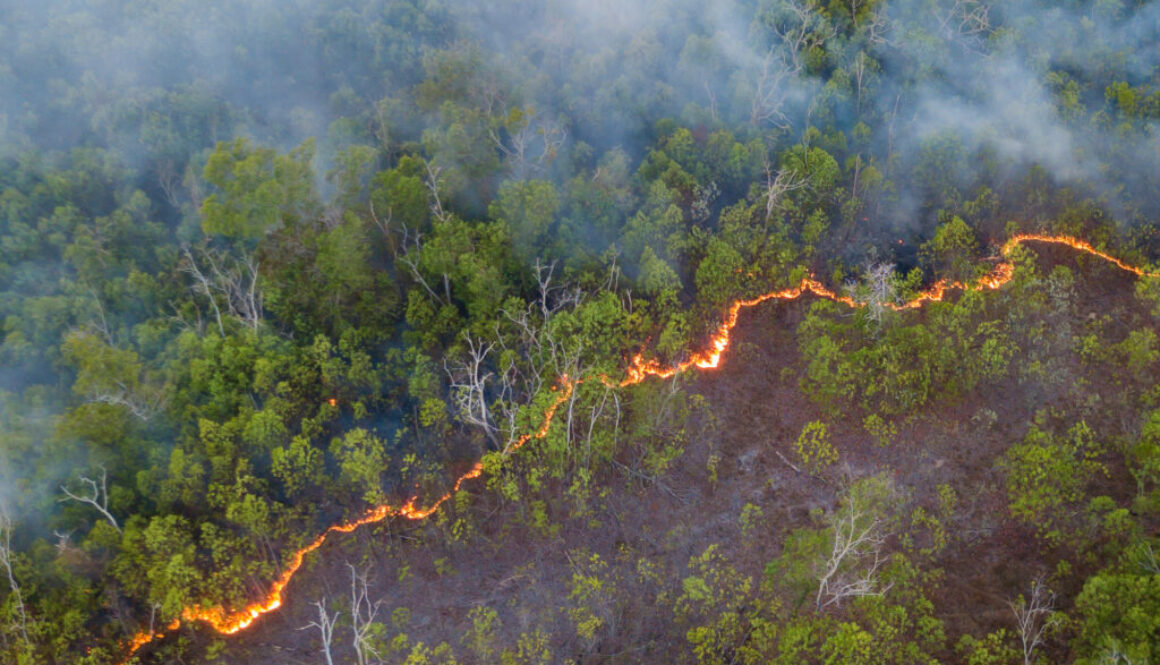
[118,233,1159,661]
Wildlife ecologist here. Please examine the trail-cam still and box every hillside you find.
[1,1,1159,664]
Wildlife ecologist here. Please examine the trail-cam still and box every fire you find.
[118,234,1158,661]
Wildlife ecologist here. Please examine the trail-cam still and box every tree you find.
[330,429,391,506]
[0,507,29,653]
[489,180,560,261]
[815,475,898,611]
[62,330,160,422]
[201,138,319,239]
[348,564,385,665]
[59,466,119,531]
[921,216,981,283]
[1009,577,1060,665]
[1001,422,1105,544]
[300,600,339,665]
[794,420,838,475]
[846,262,898,329]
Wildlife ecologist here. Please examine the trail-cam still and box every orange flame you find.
[118,234,1158,661]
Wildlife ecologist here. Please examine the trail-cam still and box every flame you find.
[118,234,1158,661]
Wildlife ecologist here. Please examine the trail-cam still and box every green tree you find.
[201,138,319,239]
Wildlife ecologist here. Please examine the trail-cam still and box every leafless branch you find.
[846,262,898,327]
[816,488,893,610]
[0,507,29,648]
[1010,577,1060,665]
[348,564,383,665]
[180,245,263,334]
[750,48,796,129]
[490,109,567,179]
[299,600,339,665]
[763,164,807,223]
[60,466,120,532]
[424,162,447,222]
[446,331,501,448]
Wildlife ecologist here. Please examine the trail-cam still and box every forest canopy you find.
[1,0,1159,664]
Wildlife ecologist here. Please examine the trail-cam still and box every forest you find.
[1,0,1159,663]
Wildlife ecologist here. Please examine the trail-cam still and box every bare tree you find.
[424,162,448,223]
[816,477,896,610]
[761,162,807,224]
[1095,642,1138,665]
[936,0,992,51]
[0,507,29,650]
[531,259,583,320]
[1010,577,1060,665]
[489,108,567,179]
[86,386,159,423]
[180,246,263,334]
[348,564,383,665]
[846,262,898,327]
[60,466,120,532]
[766,0,833,72]
[446,331,501,448]
[749,48,796,129]
[300,600,339,665]
[391,221,451,307]
[858,3,892,46]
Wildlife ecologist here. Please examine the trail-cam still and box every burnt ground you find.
[173,247,1156,665]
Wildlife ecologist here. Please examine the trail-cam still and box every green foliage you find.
[794,420,838,474]
[331,428,391,506]
[921,216,981,282]
[1072,540,1160,664]
[1001,421,1107,544]
[2,2,1160,662]
[201,138,319,239]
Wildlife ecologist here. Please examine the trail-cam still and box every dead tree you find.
[531,259,583,320]
[1010,577,1060,665]
[0,508,29,650]
[846,262,898,328]
[749,48,797,129]
[180,246,263,334]
[816,480,895,610]
[424,162,448,223]
[300,600,339,665]
[766,0,832,73]
[761,162,807,224]
[937,0,992,50]
[60,466,120,532]
[88,390,153,422]
[348,564,383,665]
[446,332,501,448]
[489,109,568,179]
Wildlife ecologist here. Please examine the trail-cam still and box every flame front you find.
[119,234,1159,661]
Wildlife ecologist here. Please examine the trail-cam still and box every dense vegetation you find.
[1,0,1159,663]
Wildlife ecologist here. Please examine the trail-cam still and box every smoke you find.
[2,0,1159,529]
[2,0,1154,214]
